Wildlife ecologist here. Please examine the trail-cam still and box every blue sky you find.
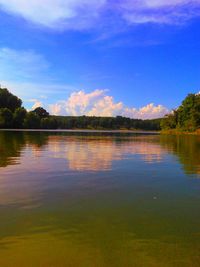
[0,0,200,119]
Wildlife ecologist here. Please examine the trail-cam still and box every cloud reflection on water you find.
[48,136,166,171]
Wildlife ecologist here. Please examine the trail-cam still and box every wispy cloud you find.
[0,0,106,30]
[49,89,169,119]
[0,47,49,81]
[0,47,169,118]
[0,0,199,30]
[120,0,200,25]
[1,80,76,110]
[0,47,75,104]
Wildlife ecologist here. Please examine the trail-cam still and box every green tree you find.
[0,88,22,112]
[161,93,200,131]
[41,117,57,129]
[0,108,13,128]
[32,107,49,119]
[160,110,178,130]
[13,107,27,128]
[24,112,40,129]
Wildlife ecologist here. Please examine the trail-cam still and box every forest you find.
[161,93,200,132]
[0,88,161,130]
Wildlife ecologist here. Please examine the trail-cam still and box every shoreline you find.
[1,129,199,135]
[161,130,200,135]
[0,129,160,134]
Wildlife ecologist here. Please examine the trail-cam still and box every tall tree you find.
[32,107,49,119]
[0,88,22,112]
[161,93,200,131]
[0,108,13,128]
[24,112,40,129]
[13,107,27,128]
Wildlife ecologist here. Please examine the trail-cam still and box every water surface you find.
[0,131,200,267]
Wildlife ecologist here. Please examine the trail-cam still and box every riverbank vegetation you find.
[0,88,161,130]
[161,93,200,133]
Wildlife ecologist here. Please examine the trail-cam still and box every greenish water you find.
[0,131,200,267]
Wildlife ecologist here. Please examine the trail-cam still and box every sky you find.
[0,0,200,119]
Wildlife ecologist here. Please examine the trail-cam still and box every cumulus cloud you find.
[0,0,199,29]
[28,99,43,110]
[49,89,169,119]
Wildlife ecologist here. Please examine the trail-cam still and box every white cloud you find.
[0,0,199,29]
[28,99,43,110]
[0,0,106,29]
[119,0,200,25]
[49,89,169,119]
[123,103,169,119]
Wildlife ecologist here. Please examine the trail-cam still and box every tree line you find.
[161,93,200,132]
[0,88,162,130]
[1,87,200,131]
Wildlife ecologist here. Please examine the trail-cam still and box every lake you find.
[0,131,200,267]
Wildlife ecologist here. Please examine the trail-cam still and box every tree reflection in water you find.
[0,131,199,176]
